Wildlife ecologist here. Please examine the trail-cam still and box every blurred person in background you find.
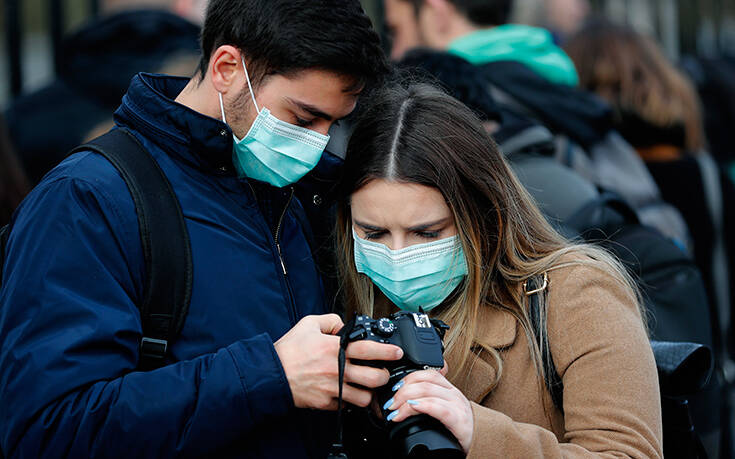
[383,0,693,250]
[384,0,578,85]
[0,116,30,227]
[512,0,590,43]
[0,0,396,457]
[3,0,206,185]
[565,21,735,346]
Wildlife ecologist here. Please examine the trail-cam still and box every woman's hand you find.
[383,369,474,453]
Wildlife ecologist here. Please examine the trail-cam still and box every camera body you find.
[341,311,464,458]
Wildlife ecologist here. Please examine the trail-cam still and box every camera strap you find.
[328,318,356,459]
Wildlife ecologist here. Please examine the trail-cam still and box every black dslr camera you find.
[338,311,464,459]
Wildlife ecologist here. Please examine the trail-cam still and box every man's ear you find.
[210,45,243,95]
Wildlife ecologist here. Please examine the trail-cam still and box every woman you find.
[335,82,663,458]
[565,21,735,348]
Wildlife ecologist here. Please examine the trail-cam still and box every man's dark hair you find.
[405,0,512,27]
[198,0,389,90]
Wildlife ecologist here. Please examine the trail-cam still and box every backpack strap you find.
[0,224,10,285]
[69,128,193,370]
[526,273,564,412]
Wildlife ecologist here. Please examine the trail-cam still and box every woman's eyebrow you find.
[354,221,385,232]
[407,218,450,232]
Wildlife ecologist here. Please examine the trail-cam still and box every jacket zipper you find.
[274,188,295,275]
[247,182,297,324]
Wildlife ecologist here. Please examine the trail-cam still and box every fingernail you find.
[386,410,399,422]
[395,348,404,358]
[407,400,419,406]
[392,380,404,392]
[383,398,394,410]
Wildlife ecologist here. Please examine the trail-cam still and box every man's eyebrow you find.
[286,97,334,121]
[407,218,450,232]
[354,221,385,232]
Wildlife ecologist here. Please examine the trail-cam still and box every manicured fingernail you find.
[407,400,419,406]
[387,410,399,422]
[383,398,394,410]
[392,380,404,392]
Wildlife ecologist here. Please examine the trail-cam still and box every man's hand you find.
[274,314,404,410]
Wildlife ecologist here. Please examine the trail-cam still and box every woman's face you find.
[351,179,457,250]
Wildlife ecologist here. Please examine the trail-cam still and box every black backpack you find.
[527,273,713,458]
[0,128,193,371]
[530,193,719,458]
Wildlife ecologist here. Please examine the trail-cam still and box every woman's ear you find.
[209,45,243,95]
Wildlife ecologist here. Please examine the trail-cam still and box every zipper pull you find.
[276,242,288,275]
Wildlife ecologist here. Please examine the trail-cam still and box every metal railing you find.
[2,0,100,100]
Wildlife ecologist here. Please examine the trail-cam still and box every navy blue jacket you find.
[0,73,337,458]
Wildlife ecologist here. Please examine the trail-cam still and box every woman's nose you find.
[389,235,407,251]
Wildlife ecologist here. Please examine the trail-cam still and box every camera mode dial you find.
[375,318,396,337]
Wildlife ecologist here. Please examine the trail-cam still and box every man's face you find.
[227,69,360,140]
[385,0,424,61]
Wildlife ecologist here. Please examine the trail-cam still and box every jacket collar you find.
[461,306,518,403]
[114,72,236,174]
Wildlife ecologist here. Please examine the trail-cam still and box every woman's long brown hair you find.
[335,82,642,394]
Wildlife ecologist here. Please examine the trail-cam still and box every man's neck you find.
[175,76,220,121]
[440,19,490,49]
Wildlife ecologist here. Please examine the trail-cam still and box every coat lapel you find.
[453,306,519,402]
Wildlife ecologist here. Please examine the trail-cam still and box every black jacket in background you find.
[4,9,200,184]
[476,60,614,150]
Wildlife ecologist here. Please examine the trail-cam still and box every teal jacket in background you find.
[448,24,579,86]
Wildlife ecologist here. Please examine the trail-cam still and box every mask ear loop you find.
[218,92,227,124]
[217,55,259,125]
[241,57,260,113]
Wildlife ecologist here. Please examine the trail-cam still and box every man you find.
[0,1,399,457]
[5,0,205,184]
[385,0,577,84]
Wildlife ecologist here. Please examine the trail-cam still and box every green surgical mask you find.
[352,228,468,312]
[218,58,330,187]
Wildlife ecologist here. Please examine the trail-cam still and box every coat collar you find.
[450,306,519,403]
[114,72,236,175]
[474,305,518,350]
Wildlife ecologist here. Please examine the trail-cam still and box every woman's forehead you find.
[351,179,451,226]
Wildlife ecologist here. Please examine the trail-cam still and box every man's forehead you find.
[275,70,361,114]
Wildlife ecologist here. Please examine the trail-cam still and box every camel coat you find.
[447,259,664,458]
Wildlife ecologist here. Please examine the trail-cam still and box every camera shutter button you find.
[376,318,396,337]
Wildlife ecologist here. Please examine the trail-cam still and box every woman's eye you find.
[416,231,440,239]
[364,232,385,240]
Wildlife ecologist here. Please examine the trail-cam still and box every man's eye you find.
[295,116,313,127]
